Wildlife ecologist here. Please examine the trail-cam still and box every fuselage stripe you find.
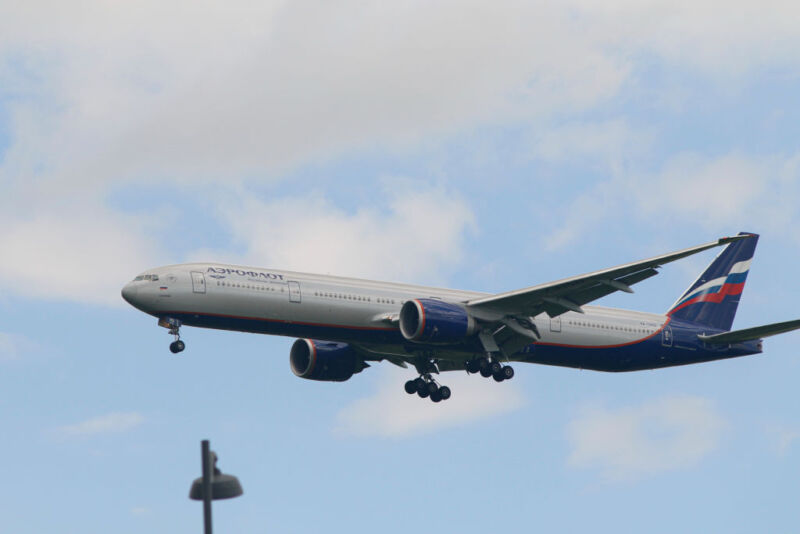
[674,272,748,307]
[535,317,670,349]
[155,310,398,332]
[669,282,745,315]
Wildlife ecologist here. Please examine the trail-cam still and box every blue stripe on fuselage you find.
[162,312,761,372]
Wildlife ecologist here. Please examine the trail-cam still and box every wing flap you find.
[698,319,800,344]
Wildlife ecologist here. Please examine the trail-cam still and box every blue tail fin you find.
[667,232,759,331]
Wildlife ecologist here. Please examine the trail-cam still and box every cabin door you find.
[191,272,206,294]
[288,281,301,303]
[661,325,673,347]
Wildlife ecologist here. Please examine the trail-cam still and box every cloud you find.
[208,184,475,283]
[569,0,800,77]
[0,332,32,362]
[629,154,769,227]
[3,1,800,307]
[4,1,797,183]
[0,208,164,307]
[531,119,653,174]
[56,412,145,437]
[566,395,726,482]
[0,180,472,306]
[764,422,800,456]
[3,1,799,185]
[541,151,800,250]
[334,369,525,438]
[626,152,800,239]
[0,1,630,182]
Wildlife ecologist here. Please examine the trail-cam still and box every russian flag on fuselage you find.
[667,232,758,331]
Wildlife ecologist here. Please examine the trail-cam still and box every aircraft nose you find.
[121,283,138,305]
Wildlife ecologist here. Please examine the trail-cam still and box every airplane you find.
[121,232,800,403]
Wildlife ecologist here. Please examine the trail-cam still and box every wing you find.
[465,235,752,321]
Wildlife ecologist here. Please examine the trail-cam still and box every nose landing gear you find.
[159,317,186,354]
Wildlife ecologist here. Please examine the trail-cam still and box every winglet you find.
[718,234,755,245]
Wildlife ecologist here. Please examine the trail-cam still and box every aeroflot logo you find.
[206,267,285,280]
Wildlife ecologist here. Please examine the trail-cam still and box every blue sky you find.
[2,2,800,532]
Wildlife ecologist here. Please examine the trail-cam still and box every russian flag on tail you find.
[667,232,759,331]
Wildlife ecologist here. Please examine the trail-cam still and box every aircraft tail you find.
[667,232,759,331]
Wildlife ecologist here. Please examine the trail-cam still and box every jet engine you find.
[399,298,477,344]
[290,339,367,382]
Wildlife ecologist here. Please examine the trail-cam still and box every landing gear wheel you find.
[466,359,480,374]
[438,386,451,400]
[490,361,502,375]
[479,366,493,378]
[502,366,514,380]
[430,390,443,402]
[417,387,430,399]
[404,380,418,394]
[493,371,505,382]
[427,382,439,395]
[169,340,185,354]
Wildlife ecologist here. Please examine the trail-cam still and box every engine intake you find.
[290,339,367,382]
[399,298,476,343]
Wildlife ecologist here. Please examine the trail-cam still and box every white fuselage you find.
[122,262,669,356]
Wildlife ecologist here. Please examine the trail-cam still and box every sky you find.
[1,1,800,532]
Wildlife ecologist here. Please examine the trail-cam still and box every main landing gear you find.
[466,356,514,382]
[404,357,452,403]
[159,317,186,354]
[404,375,452,403]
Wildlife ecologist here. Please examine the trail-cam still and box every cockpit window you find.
[133,274,160,282]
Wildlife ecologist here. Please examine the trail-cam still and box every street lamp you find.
[189,440,243,534]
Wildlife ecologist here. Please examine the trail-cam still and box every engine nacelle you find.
[290,339,367,382]
[399,298,477,343]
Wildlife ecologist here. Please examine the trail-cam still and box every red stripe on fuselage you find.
[535,317,670,349]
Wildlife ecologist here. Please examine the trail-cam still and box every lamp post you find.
[189,440,243,534]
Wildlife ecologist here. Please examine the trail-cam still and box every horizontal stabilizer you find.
[698,319,800,344]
